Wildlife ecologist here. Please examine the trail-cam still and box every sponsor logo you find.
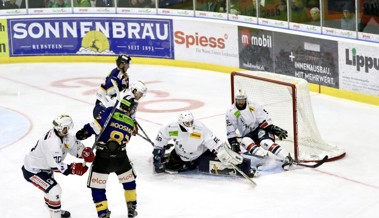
[119,173,134,182]
[12,20,170,41]
[240,29,272,48]
[91,178,107,184]
[30,175,49,189]
[0,23,5,53]
[361,34,371,39]
[174,31,226,49]
[190,132,201,139]
[345,48,379,73]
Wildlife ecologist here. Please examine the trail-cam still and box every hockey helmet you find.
[130,80,147,100]
[53,115,74,135]
[234,89,247,110]
[234,89,247,100]
[120,95,137,115]
[116,54,132,66]
[178,111,194,132]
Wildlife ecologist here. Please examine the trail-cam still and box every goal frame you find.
[231,71,345,163]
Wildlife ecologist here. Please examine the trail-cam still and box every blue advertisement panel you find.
[8,17,174,59]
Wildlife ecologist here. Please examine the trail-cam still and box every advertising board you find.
[8,17,174,58]
[339,42,379,96]
[0,19,9,58]
[173,19,239,67]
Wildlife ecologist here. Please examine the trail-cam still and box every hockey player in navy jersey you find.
[21,115,95,218]
[76,95,139,218]
[93,54,132,118]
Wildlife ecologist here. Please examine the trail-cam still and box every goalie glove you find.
[266,125,288,140]
[227,137,241,153]
[152,148,165,173]
[215,143,243,167]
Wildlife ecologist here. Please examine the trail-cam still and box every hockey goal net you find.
[231,71,345,162]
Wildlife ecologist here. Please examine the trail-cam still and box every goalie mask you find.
[130,80,147,101]
[53,115,74,136]
[234,89,247,110]
[178,111,194,133]
[120,95,137,115]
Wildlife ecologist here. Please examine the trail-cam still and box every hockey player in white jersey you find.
[122,80,147,120]
[121,80,147,136]
[225,89,294,170]
[21,115,95,218]
[152,111,258,177]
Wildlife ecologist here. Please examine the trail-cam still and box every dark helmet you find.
[116,54,132,66]
[120,95,137,115]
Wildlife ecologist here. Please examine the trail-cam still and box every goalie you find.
[225,89,294,170]
[152,111,259,177]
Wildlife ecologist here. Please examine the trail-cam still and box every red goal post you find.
[231,71,345,162]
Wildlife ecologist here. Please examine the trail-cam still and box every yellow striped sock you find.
[124,189,137,202]
[95,200,108,212]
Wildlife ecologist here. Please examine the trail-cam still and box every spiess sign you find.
[8,17,174,58]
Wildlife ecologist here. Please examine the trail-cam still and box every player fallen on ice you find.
[152,111,259,177]
[21,115,95,218]
[225,89,294,170]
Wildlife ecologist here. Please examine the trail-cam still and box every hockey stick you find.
[135,120,155,146]
[137,132,153,146]
[245,153,328,168]
[91,79,121,150]
[230,163,257,186]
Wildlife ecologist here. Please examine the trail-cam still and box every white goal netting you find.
[231,71,345,162]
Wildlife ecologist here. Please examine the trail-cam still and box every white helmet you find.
[235,89,247,100]
[53,115,74,133]
[178,111,194,132]
[131,80,147,100]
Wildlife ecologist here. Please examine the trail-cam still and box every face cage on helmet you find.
[53,122,73,135]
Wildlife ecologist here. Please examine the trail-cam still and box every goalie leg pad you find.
[198,152,237,176]
[215,143,243,166]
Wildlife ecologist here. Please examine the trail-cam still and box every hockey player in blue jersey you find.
[93,54,132,118]
[76,95,138,218]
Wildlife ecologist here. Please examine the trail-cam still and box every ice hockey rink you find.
[0,62,379,218]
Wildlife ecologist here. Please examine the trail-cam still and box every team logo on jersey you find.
[190,132,201,139]
[249,106,255,111]
[234,111,241,118]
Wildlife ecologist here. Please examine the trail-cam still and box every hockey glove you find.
[266,125,288,140]
[215,143,243,167]
[81,147,95,163]
[228,137,241,153]
[76,128,91,140]
[153,148,165,173]
[70,163,88,176]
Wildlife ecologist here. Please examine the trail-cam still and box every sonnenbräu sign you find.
[8,17,174,58]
